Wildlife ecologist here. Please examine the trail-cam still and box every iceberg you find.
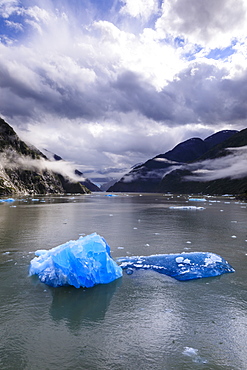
[117,252,235,281]
[0,198,15,203]
[29,233,123,288]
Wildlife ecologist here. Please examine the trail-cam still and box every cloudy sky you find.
[0,0,247,182]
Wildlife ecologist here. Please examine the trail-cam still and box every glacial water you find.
[0,193,246,370]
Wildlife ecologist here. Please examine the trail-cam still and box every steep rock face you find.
[0,118,90,195]
[109,130,238,193]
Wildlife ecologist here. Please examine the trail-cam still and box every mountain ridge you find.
[0,118,90,195]
[108,129,247,195]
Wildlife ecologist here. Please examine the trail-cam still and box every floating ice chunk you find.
[189,198,206,202]
[117,252,234,281]
[183,347,208,364]
[29,233,123,288]
[0,198,15,203]
[169,206,205,210]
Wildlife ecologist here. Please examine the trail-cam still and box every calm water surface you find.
[0,193,246,370]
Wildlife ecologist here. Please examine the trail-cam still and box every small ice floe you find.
[164,308,173,313]
[231,235,237,238]
[169,206,205,210]
[189,198,206,202]
[118,247,124,249]
[182,347,208,364]
[117,252,234,281]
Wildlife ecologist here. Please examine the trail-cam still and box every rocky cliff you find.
[0,118,90,195]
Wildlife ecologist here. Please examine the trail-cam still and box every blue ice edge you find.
[117,253,235,281]
[29,233,235,288]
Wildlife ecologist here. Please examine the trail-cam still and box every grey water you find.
[0,193,246,370]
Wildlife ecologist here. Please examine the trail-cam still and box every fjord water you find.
[0,193,246,370]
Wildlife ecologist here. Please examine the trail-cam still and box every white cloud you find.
[0,0,19,18]
[5,19,23,31]
[156,0,247,49]
[120,0,159,21]
[186,146,247,181]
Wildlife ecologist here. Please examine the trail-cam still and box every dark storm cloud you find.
[110,70,175,121]
[1,42,247,130]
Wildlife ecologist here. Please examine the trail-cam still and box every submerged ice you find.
[117,252,235,281]
[29,233,123,288]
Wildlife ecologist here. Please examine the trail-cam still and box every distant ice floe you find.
[169,206,205,210]
[189,198,207,202]
[0,198,15,203]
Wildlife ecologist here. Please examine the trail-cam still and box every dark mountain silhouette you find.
[157,128,247,196]
[109,130,239,193]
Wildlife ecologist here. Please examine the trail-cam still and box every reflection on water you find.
[50,279,122,331]
[0,193,246,369]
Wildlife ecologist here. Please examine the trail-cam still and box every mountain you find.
[157,128,247,196]
[44,150,101,192]
[0,118,90,195]
[109,130,239,193]
[100,178,118,191]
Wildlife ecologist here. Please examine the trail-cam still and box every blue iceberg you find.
[117,252,235,281]
[29,233,123,288]
[0,198,15,203]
